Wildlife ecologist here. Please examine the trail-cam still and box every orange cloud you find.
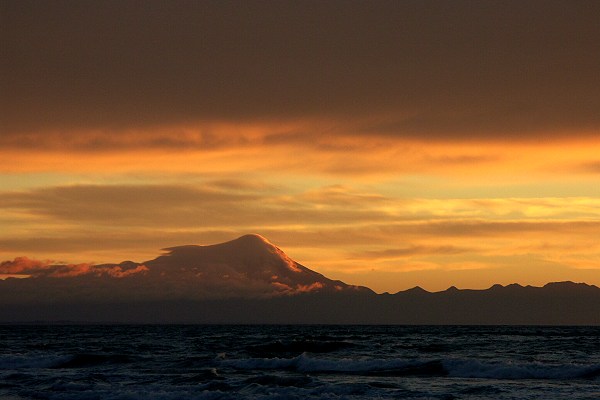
[0,257,50,275]
[0,125,597,185]
[0,257,148,278]
[295,282,325,293]
[104,265,149,278]
[271,281,325,294]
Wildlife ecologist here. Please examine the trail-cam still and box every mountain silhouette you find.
[0,234,598,324]
[142,234,371,295]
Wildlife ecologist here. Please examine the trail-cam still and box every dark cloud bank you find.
[1,235,598,324]
[2,0,600,143]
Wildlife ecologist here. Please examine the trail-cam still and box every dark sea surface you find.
[1,325,599,400]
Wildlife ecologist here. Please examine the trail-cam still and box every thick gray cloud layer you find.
[2,0,600,142]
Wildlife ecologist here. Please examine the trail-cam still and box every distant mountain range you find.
[1,234,598,324]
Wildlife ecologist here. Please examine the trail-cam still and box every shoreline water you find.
[1,325,599,399]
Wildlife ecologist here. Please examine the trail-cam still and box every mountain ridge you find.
[1,234,599,324]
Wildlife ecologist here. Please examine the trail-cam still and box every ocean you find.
[1,325,598,399]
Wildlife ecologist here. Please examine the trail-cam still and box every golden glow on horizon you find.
[0,124,599,293]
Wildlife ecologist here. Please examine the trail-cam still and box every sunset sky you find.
[1,0,599,293]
